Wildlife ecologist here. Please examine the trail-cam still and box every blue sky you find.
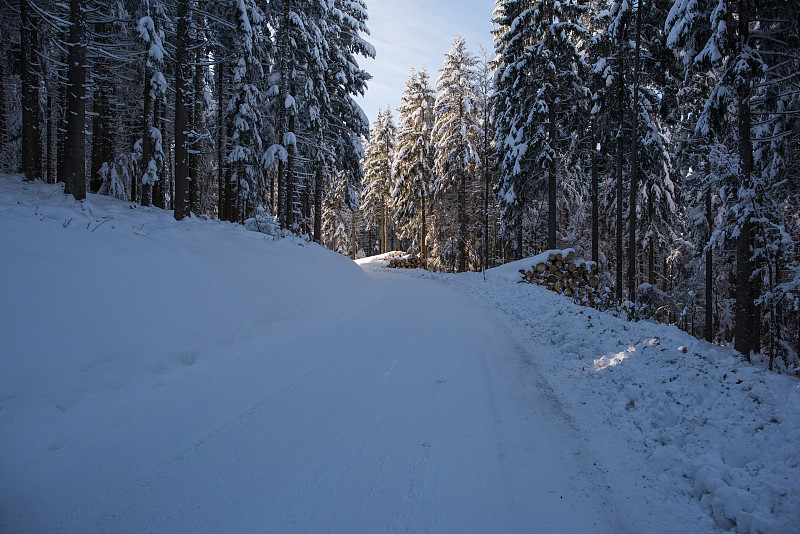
[354,0,495,126]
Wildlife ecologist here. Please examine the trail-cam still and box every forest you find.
[1,0,798,371]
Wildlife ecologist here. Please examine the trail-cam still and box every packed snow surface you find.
[2,175,798,533]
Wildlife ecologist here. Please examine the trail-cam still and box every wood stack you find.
[518,249,611,308]
[387,256,426,269]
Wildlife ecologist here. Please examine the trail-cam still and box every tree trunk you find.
[591,125,599,265]
[173,0,191,220]
[190,43,204,215]
[64,0,86,199]
[628,0,642,311]
[153,97,166,208]
[734,1,753,359]
[705,187,713,342]
[351,211,357,259]
[547,98,557,250]
[381,197,387,254]
[140,42,154,207]
[483,106,490,270]
[301,185,309,235]
[421,190,428,269]
[217,58,225,218]
[615,43,625,303]
[458,171,467,272]
[313,164,323,243]
[20,0,41,182]
[0,58,5,166]
[90,26,111,195]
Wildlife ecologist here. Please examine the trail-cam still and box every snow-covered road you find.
[3,269,623,533]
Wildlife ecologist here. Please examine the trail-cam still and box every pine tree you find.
[493,0,533,258]
[393,68,436,265]
[494,0,587,256]
[362,107,396,254]
[137,1,167,207]
[174,0,192,219]
[20,0,41,183]
[224,0,266,222]
[433,36,481,272]
[64,0,87,200]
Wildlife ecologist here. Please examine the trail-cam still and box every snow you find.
[2,174,798,533]
[360,255,800,534]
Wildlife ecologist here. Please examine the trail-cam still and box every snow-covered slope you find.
[0,176,375,516]
[361,258,800,534]
[2,173,798,534]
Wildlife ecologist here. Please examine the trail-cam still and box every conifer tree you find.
[393,68,436,265]
[363,107,396,254]
[433,36,481,272]
[137,1,167,207]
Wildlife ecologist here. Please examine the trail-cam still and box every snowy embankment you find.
[360,258,800,533]
[0,175,374,529]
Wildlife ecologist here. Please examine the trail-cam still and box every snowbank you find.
[0,175,374,481]
[380,259,800,534]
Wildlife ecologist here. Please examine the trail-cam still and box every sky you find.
[354,0,496,126]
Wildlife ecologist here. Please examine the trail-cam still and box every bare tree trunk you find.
[189,42,203,215]
[64,0,86,199]
[313,164,323,242]
[421,190,428,269]
[381,197,387,254]
[20,0,41,182]
[285,86,296,230]
[351,211,357,259]
[458,171,467,272]
[615,44,625,303]
[547,99,557,250]
[734,1,753,359]
[217,59,226,218]
[0,58,5,167]
[140,36,154,207]
[90,24,111,195]
[628,0,642,312]
[153,98,165,208]
[591,125,599,265]
[705,187,713,342]
[173,0,191,220]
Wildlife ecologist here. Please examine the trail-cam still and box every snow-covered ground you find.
[2,174,798,533]
[360,256,800,534]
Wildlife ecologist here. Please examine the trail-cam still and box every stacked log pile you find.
[518,249,612,308]
[387,255,426,269]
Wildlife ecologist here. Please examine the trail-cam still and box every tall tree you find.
[393,68,436,267]
[64,0,87,199]
[224,0,266,222]
[433,36,481,272]
[138,1,167,206]
[493,0,534,257]
[174,0,192,219]
[363,107,396,254]
[20,0,41,183]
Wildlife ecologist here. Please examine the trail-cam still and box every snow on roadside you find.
[0,175,374,480]
[360,254,800,534]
